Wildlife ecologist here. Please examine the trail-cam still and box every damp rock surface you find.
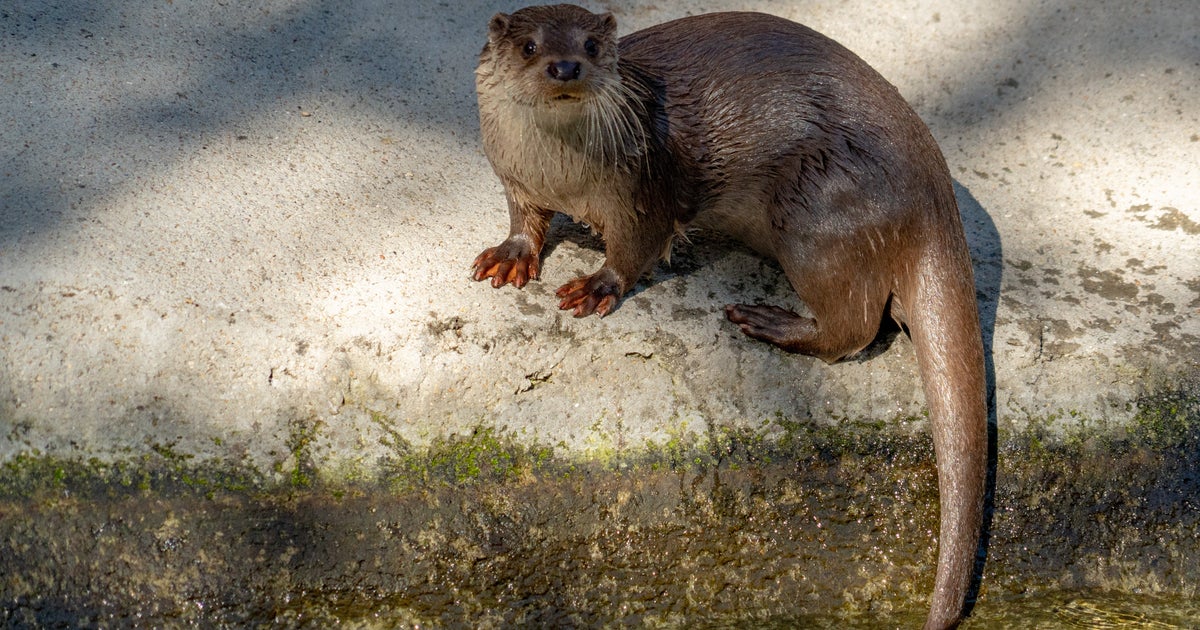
[2,418,1199,627]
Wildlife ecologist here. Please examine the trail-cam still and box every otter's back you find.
[618,12,956,245]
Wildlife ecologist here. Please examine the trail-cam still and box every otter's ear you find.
[598,12,617,38]
[488,13,511,43]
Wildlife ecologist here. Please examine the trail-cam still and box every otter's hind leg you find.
[726,260,889,363]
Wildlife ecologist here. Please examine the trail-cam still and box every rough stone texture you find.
[2,0,1198,474]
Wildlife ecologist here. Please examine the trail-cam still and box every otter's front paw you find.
[556,269,622,318]
[472,237,541,289]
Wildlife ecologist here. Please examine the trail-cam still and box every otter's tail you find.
[906,250,988,630]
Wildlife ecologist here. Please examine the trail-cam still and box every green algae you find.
[282,416,324,489]
[0,448,263,500]
[3,376,1197,503]
[378,423,556,490]
[1130,386,1200,448]
[3,385,1195,503]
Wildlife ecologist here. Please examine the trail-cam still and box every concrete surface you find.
[2,0,1198,476]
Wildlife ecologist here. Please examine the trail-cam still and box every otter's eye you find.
[522,40,538,58]
[584,38,599,57]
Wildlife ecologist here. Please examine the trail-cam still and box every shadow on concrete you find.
[0,0,491,248]
[4,0,1197,247]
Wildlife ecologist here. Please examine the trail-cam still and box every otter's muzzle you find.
[546,60,582,82]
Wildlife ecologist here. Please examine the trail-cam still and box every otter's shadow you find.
[540,214,606,261]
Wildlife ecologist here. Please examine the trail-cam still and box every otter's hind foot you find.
[725,304,819,354]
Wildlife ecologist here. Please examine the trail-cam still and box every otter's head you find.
[477,4,619,107]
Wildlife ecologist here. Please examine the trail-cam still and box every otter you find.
[471,5,986,628]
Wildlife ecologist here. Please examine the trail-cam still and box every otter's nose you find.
[546,60,581,82]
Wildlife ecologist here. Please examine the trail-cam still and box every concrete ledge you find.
[2,0,1197,474]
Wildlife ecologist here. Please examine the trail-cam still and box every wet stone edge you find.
[0,384,1198,627]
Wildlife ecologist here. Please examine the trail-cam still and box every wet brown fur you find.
[472,6,987,628]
